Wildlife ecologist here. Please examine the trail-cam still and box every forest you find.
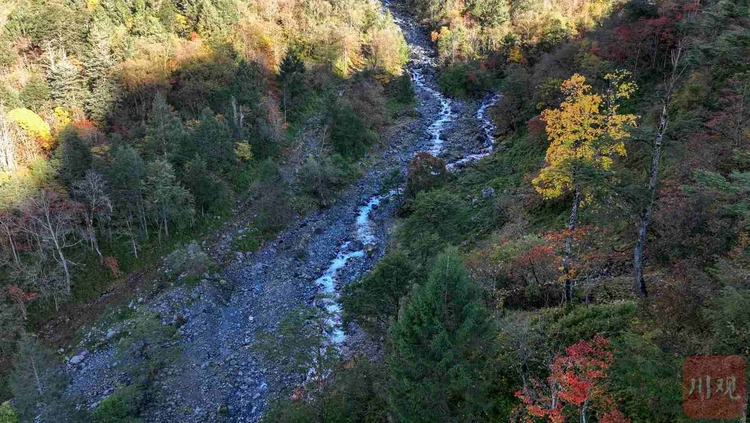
[1,0,749,421]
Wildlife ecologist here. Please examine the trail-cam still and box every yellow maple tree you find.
[533,72,636,201]
[532,72,637,302]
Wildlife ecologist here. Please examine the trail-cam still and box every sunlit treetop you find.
[533,72,638,202]
[7,108,52,149]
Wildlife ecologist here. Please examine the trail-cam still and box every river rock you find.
[69,354,86,365]
[348,241,364,252]
[482,187,496,199]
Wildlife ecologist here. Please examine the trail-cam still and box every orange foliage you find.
[515,336,629,423]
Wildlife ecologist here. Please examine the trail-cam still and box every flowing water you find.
[314,190,397,344]
[446,93,502,170]
[313,5,500,348]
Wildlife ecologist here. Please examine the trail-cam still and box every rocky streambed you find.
[63,2,501,422]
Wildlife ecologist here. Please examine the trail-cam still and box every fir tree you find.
[108,144,148,254]
[144,159,195,239]
[145,93,185,161]
[46,50,83,109]
[387,249,496,422]
[57,128,92,187]
[83,20,117,122]
[182,108,235,173]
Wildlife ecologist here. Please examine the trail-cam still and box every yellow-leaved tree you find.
[533,72,637,303]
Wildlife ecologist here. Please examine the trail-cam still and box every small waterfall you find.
[446,93,501,170]
[313,190,397,345]
[411,69,457,155]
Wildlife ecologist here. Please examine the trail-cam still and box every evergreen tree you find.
[144,159,195,239]
[330,101,375,159]
[387,249,496,422]
[233,61,266,106]
[108,144,148,253]
[84,20,117,123]
[46,50,83,109]
[182,156,232,215]
[57,128,92,187]
[342,251,416,336]
[278,51,307,122]
[185,108,236,173]
[145,92,185,161]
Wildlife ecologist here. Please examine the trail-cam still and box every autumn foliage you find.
[515,335,629,423]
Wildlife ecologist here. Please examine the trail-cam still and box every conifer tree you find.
[46,50,83,109]
[144,159,195,240]
[83,20,117,123]
[108,144,149,251]
[187,108,236,173]
[387,249,496,422]
[57,128,92,187]
[145,93,185,161]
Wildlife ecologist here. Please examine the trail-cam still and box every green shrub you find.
[380,168,405,195]
[163,242,212,283]
[19,78,51,111]
[0,401,17,423]
[406,152,447,197]
[232,229,261,253]
[297,154,355,207]
[541,302,637,349]
[400,189,471,261]
[90,384,144,423]
[387,73,415,105]
[262,359,389,423]
[342,251,417,336]
[330,101,377,159]
[437,61,493,98]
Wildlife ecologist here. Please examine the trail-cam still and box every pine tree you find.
[387,248,496,422]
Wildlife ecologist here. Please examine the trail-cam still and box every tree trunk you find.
[633,45,682,298]
[87,218,103,261]
[59,248,72,295]
[562,187,582,304]
[3,227,19,266]
[633,105,664,297]
[31,356,42,394]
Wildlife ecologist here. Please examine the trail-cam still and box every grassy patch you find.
[231,228,261,253]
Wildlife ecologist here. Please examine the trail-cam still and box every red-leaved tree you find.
[514,335,629,423]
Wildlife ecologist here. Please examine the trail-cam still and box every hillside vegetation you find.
[1,0,749,421]
[264,0,750,422]
[0,0,411,410]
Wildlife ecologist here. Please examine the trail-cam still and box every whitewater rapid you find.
[313,6,500,348]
